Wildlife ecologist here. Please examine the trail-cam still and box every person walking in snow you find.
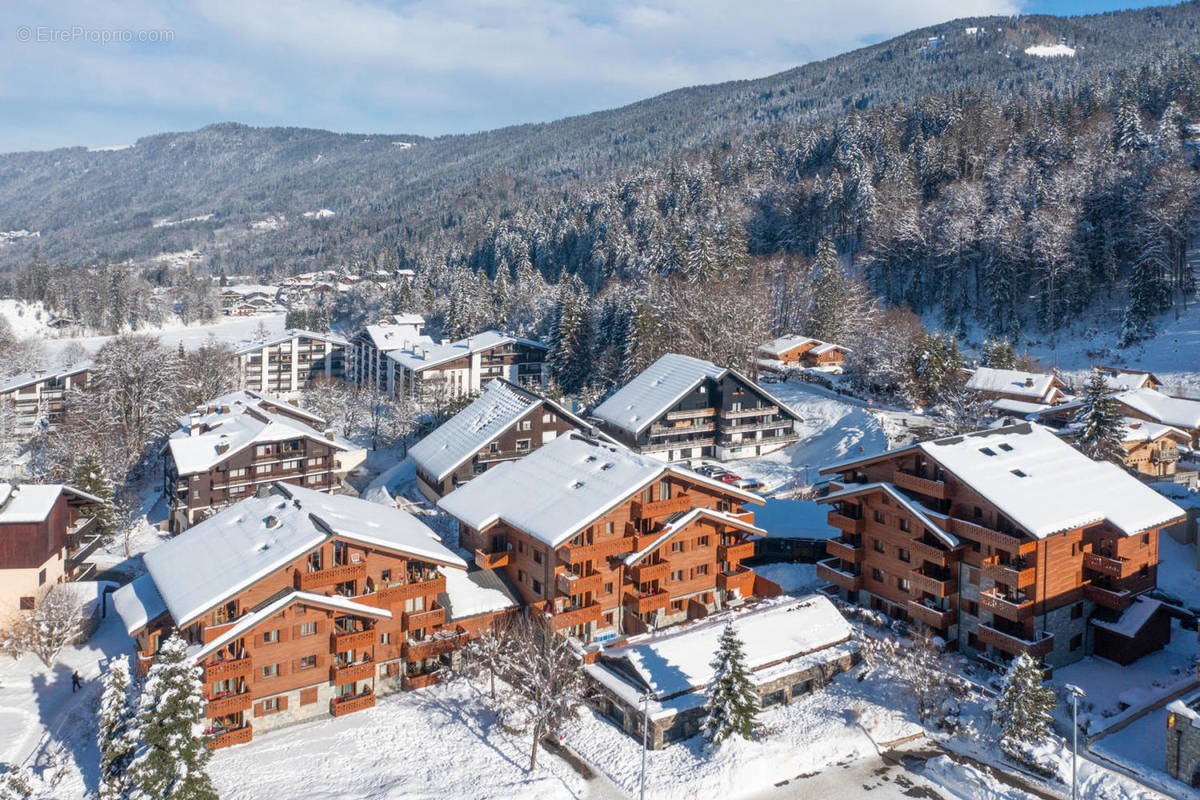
[71,670,82,692]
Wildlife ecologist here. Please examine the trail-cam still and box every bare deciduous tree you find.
[2,585,87,667]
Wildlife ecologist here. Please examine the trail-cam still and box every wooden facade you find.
[0,485,102,614]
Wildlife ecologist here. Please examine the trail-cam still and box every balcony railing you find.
[826,509,865,535]
[402,606,446,630]
[371,574,447,607]
[331,660,375,684]
[330,692,375,717]
[205,692,252,718]
[1152,447,1180,463]
[892,470,950,499]
[206,724,252,750]
[908,536,950,566]
[948,517,1026,555]
[717,541,756,562]
[626,560,671,585]
[1084,582,1132,611]
[977,623,1054,658]
[204,656,252,682]
[474,548,509,570]
[719,405,778,419]
[544,601,603,631]
[665,407,715,421]
[631,494,693,521]
[402,670,442,690]
[717,566,756,597]
[624,590,671,615]
[907,600,954,630]
[331,628,376,652]
[1082,551,1131,580]
[980,589,1034,622]
[981,555,1035,588]
[650,421,715,435]
[825,537,864,563]
[909,571,956,598]
[556,570,604,596]
[402,631,467,661]
[561,536,635,562]
[296,562,367,591]
[817,557,862,590]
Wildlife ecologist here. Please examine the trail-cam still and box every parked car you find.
[695,464,726,477]
[718,473,742,483]
[733,477,764,490]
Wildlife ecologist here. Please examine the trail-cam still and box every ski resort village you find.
[12,2,1200,799]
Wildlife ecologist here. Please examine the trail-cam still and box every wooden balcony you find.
[626,560,671,584]
[651,421,715,435]
[909,571,956,598]
[665,407,715,421]
[948,517,1027,555]
[892,470,950,499]
[1084,582,1133,611]
[206,724,252,750]
[909,537,950,566]
[977,624,1054,658]
[825,538,863,564]
[330,693,375,717]
[544,601,603,631]
[1082,551,1132,580]
[980,589,1034,622]
[719,405,778,419]
[631,494,693,521]
[1152,447,1180,464]
[402,631,467,661]
[827,510,865,535]
[561,536,635,562]
[717,541,756,562]
[474,549,509,570]
[331,628,376,652]
[204,656,252,682]
[556,570,604,596]
[331,660,375,684]
[402,671,442,690]
[817,558,862,591]
[623,590,670,615]
[372,574,447,607]
[717,566,756,597]
[907,600,954,630]
[296,562,367,591]
[402,606,445,630]
[982,555,1036,588]
[729,510,756,526]
[205,692,252,719]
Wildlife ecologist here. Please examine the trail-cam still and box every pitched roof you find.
[233,329,349,355]
[965,367,1060,400]
[758,335,850,358]
[623,508,765,566]
[0,361,93,394]
[409,379,606,482]
[437,432,762,548]
[439,566,522,621]
[1118,417,1189,444]
[129,483,466,629]
[387,330,547,372]
[112,573,167,635]
[166,391,354,476]
[0,483,103,524]
[591,354,725,433]
[1115,388,1200,430]
[819,483,959,547]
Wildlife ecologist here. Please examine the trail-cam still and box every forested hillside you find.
[3,3,1200,357]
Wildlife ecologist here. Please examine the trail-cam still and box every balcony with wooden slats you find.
[891,469,950,499]
[977,623,1054,658]
[475,548,509,570]
[908,536,950,566]
[948,517,1027,555]
[561,536,635,563]
[402,605,446,631]
[330,693,375,717]
[716,566,756,597]
[331,628,376,652]
[909,570,956,598]
[623,590,670,615]
[631,494,693,521]
[1084,581,1133,611]
[717,541,756,562]
[295,562,367,591]
[816,557,862,591]
[826,509,865,535]
[825,537,863,564]
[206,724,252,750]
[1082,551,1132,580]
[372,573,447,607]
[205,692,252,718]
[625,560,670,585]
[544,602,603,631]
[402,671,441,690]
[402,631,467,661]
[204,656,252,682]
[906,600,954,630]
[980,589,1034,622]
[556,570,604,597]
[982,555,1036,588]
[331,660,375,684]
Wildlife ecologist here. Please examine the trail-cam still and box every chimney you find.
[1024,377,1034,387]
[256,484,271,498]
[467,336,474,350]
[216,442,229,454]
[189,423,203,437]
[325,431,334,441]
[264,515,280,529]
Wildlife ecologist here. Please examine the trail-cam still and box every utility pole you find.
[1065,683,1086,800]
[640,690,652,800]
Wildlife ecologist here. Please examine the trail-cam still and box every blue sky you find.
[0,0,1181,153]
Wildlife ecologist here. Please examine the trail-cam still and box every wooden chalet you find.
[964,367,1068,407]
[757,335,850,370]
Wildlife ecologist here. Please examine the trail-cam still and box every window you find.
[604,582,613,594]
[262,697,279,712]
[898,518,910,532]
[308,550,323,572]
[262,630,279,644]
[543,412,557,424]
[697,535,709,548]
[488,442,500,454]
[515,439,531,452]
[19,597,34,610]
[533,549,543,565]
[965,601,978,616]
[299,622,317,636]
[229,468,247,478]
[659,479,670,500]
[1069,634,1083,651]
[897,578,910,592]
[873,539,885,553]
[671,540,684,553]
[380,569,391,583]
[256,445,271,457]
[695,564,708,576]
[380,632,391,644]
[605,521,614,535]
[520,420,532,431]
[37,569,46,586]
[871,568,884,582]
[532,579,542,595]
[1142,533,1150,546]
[518,570,525,583]
[671,570,684,582]
[299,655,317,670]
[404,596,425,613]
[897,548,910,563]
[262,664,279,678]
[1071,603,1083,620]
[874,510,884,524]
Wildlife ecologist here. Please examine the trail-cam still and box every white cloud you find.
[0,0,1021,152]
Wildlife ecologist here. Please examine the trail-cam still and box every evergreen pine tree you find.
[1073,370,1127,464]
[807,239,852,342]
[70,452,115,539]
[98,660,136,800]
[980,337,1016,369]
[702,622,758,745]
[547,275,591,394]
[995,652,1057,762]
[127,635,217,800]
[0,763,37,800]
[1112,99,1148,155]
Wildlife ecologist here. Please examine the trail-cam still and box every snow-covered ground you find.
[40,312,286,361]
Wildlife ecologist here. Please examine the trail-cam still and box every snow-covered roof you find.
[387,330,547,372]
[1119,417,1189,444]
[137,483,466,628]
[113,573,168,635]
[437,432,761,548]
[599,595,852,699]
[439,566,521,620]
[1091,598,1164,638]
[624,508,764,566]
[1116,388,1200,430]
[919,424,1184,538]
[409,379,603,482]
[0,483,102,524]
[965,367,1060,400]
[166,391,354,476]
[0,361,93,394]
[362,323,431,353]
[234,329,349,354]
[820,482,958,547]
[990,398,1050,417]
[757,335,849,358]
[591,354,725,433]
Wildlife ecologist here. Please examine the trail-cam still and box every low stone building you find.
[584,595,857,748]
[1167,688,1200,787]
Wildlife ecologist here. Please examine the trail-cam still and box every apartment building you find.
[385,330,549,403]
[409,378,610,500]
[592,353,802,462]
[0,482,103,614]
[816,424,1184,670]
[438,432,777,643]
[162,391,366,531]
[113,483,519,750]
[348,314,426,392]
[234,330,350,394]
[0,361,92,438]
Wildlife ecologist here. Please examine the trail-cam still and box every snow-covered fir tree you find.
[547,274,592,394]
[127,635,217,800]
[979,337,1016,369]
[0,763,39,800]
[907,331,963,407]
[98,660,136,800]
[70,452,115,539]
[1113,98,1148,155]
[1073,370,1127,464]
[995,652,1057,762]
[806,239,856,343]
[702,622,758,745]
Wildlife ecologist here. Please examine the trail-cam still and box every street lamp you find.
[640,690,654,800]
[1064,683,1086,800]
